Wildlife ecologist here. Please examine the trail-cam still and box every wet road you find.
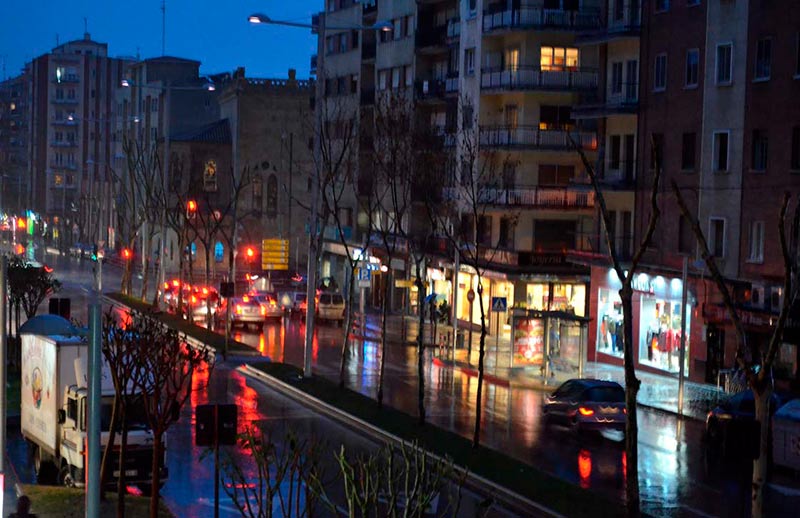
[26,254,800,517]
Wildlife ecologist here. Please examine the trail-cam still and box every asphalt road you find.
[15,252,800,517]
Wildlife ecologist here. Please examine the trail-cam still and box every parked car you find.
[251,291,283,321]
[543,379,626,434]
[772,399,800,471]
[216,295,266,330]
[705,389,785,457]
[316,292,345,326]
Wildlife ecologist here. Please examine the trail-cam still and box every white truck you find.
[20,332,167,490]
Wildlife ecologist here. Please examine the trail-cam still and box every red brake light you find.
[260,306,266,316]
[243,295,249,302]
[172,280,180,286]
[236,304,243,314]
[191,295,197,304]
[202,287,208,295]
[578,407,595,417]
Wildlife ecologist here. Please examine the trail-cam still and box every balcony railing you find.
[323,225,353,242]
[443,186,595,209]
[479,126,598,151]
[607,1,641,33]
[416,79,447,100]
[51,140,78,148]
[607,85,639,107]
[51,98,79,104]
[483,7,601,33]
[481,67,598,92]
[445,73,459,93]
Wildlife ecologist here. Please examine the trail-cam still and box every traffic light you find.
[245,246,256,260]
[122,248,132,260]
[17,218,26,229]
[186,200,197,219]
[91,244,98,262]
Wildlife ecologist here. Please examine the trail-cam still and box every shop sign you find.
[513,317,544,366]
[631,273,655,294]
[705,304,772,328]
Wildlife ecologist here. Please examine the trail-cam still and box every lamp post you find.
[248,12,391,378]
[120,78,215,307]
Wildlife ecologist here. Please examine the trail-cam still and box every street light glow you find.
[120,79,130,88]
[248,13,269,24]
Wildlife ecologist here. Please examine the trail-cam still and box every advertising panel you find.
[513,316,545,367]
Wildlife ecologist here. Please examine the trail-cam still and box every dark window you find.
[584,386,625,403]
[686,49,699,87]
[539,164,575,185]
[714,132,729,172]
[477,215,492,246]
[681,132,696,170]
[710,218,725,257]
[655,0,669,13]
[499,217,514,248]
[650,133,664,170]
[67,397,78,421]
[534,219,576,251]
[792,127,800,170]
[751,130,768,171]
[460,214,475,243]
[351,30,359,48]
[754,38,772,80]
[610,135,621,170]
[611,62,623,94]
[539,105,573,129]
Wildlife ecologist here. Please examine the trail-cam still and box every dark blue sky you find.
[1,0,318,80]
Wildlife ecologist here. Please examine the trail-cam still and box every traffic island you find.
[104,293,261,357]
[18,484,174,518]
[245,362,628,518]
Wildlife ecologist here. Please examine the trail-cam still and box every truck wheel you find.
[58,464,75,487]
[33,447,57,485]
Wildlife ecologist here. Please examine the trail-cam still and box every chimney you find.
[288,68,297,86]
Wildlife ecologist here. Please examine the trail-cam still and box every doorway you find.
[705,325,725,384]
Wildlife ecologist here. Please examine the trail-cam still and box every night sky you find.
[1,0,318,80]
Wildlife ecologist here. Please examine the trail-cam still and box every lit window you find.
[541,46,579,72]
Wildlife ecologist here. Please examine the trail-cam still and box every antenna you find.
[83,17,88,33]
[161,0,166,56]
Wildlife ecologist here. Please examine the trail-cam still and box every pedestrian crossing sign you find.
[491,297,507,312]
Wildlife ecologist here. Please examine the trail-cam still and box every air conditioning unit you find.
[751,285,765,309]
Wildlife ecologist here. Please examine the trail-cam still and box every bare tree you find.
[672,184,797,518]
[133,312,213,518]
[426,101,520,447]
[572,136,663,517]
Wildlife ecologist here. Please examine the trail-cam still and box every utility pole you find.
[0,256,7,473]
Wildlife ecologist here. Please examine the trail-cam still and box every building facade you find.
[0,74,29,217]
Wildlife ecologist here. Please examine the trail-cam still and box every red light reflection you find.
[578,449,592,489]
[231,371,261,425]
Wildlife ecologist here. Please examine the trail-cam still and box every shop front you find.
[589,266,699,378]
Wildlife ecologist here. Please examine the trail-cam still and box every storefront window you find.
[639,295,690,374]
[597,288,624,358]
[526,282,586,316]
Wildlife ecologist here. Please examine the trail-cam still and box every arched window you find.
[214,241,224,263]
[266,174,278,218]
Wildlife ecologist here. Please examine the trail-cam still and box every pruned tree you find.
[672,184,797,518]
[571,135,663,517]
[426,99,518,447]
[7,257,62,334]
[132,312,214,518]
[101,309,153,516]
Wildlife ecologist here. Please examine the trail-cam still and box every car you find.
[316,292,346,326]
[216,295,266,330]
[704,389,785,457]
[184,286,220,322]
[543,379,627,434]
[251,291,283,321]
[284,291,307,316]
[68,243,84,257]
[160,280,189,310]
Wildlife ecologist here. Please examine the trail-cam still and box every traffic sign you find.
[491,297,507,312]
[358,268,371,282]
[467,289,475,303]
[261,239,289,270]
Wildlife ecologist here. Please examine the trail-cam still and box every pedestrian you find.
[8,495,37,517]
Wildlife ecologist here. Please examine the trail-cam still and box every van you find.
[317,293,345,326]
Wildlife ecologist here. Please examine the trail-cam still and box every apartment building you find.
[26,33,133,249]
[316,0,630,374]
[0,74,29,215]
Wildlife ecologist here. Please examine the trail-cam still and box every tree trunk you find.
[117,424,129,518]
[141,258,150,302]
[415,260,426,425]
[339,263,357,389]
[473,281,487,448]
[100,395,120,499]
[620,283,641,518]
[205,246,212,329]
[751,385,772,518]
[377,268,391,406]
[149,434,163,518]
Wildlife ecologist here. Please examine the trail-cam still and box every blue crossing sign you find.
[491,297,507,312]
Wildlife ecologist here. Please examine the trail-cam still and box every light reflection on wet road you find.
[25,255,800,517]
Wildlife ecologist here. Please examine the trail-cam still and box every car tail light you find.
[202,287,209,295]
[623,407,627,415]
[269,299,276,306]
[243,295,250,302]
[172,280,180,287]
[236,305,243,315]
[578,407,595,417]
[191,295,197,304]
[260,306,267,316]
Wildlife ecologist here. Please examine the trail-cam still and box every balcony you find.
[51,118,79,127]
[481,67,598,93]
[483,7,601,34]
[51,98,79,105]
[52,75,80,84]
[577,2,641,45]
[479,126,598,151]
[415,79,447,102]
[415,26,448,53]
[445,72,459,93]
[572,85,638,119]
[51,140,78,148]
[362,0,377,15]
[443,186,595,209]
[601,160,636,187]
[52,163,78,171]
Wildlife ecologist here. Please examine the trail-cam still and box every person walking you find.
[8,495,37,517]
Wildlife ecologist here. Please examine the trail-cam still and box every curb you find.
[432,357,511,388]
[239,364,565,518]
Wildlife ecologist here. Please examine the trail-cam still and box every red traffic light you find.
[245,247,255,259]
[122,248,132,260]
[187,200,197,212]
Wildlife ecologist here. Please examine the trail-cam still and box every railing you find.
[52,75,80,84]
[445,73,459,93]
[607,84,639,107]
[416,79,447,100]
[51,140,78,147]
[323,225,353,242]
[479,126,598,151]
[447,18,461,38]
[481,67,598,91]
[607,1,641,33]
[443,186,595,209]
[603,160,636,183]
[483,7,601,33]
[51,98,79,104]
[362,0,377,14]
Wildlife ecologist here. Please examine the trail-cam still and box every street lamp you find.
[120,78,216,308]
[248,13,391,379]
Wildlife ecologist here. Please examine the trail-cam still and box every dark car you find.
[543,379,627,434]
[704,390,785,457]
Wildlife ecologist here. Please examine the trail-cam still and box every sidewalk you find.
[353,312,725,421]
